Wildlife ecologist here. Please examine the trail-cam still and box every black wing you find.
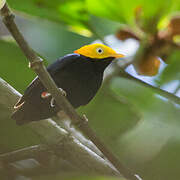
[47,53,80,75]
[14,53,80,108]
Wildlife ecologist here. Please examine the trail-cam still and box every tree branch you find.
[0,4,140,180]
[54,114,104,158]
[0,145,47,163]
[0,77,119,176]
[0,157,78,178]
[0,143,118,176]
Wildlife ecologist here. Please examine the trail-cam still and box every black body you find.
[12,54,113,125]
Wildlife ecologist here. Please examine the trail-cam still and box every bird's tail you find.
[11,107,32,125]
[12,97,59,125]
[11,101,39,125]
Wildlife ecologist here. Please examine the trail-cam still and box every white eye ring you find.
[96,47,104,54]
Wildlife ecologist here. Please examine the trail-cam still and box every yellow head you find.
[74,43,124,59]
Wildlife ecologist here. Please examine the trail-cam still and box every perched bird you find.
[12,44,124,125]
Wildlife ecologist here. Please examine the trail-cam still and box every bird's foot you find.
[82,114,88,123]
[70,114,88,128]
[50,98,55,107]
[59,88,67,97]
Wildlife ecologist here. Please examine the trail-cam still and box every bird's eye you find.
[96,47,103,54]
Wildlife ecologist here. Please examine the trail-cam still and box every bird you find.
[11,43,124,125]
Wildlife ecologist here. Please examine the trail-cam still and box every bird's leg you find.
[51,88,66,107]
[41,88,66,108]
[41,87,66,99]
[70,114,88,128]
[41,92,55,107]
[82,114,89,123]
[50,98,55,107]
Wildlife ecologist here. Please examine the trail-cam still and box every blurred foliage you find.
[79,82,141,147]
[0,104,41,152]
[111,77,180,180]
[159,50,180,84]
[87,0,180,32]
[0,39,35,92]
[0,0,6,9]
[0,0,180,180]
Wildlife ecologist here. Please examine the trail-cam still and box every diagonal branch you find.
[0,3,140,180]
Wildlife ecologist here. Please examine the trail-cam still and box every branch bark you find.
[0,4,140,180]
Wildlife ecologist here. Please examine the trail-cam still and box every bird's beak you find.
[111,53,124,58]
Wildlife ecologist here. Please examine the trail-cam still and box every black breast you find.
[52,56,104,108]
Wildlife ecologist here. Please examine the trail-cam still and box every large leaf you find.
[110,77,180,180]
[7,0,122,37]
[7,0,61,21]
[79,81,141,153]
[0,39,35,92]
[7,0,91,34]
[0,40,41,150]
[86,0,180,29]
[17,16,94,62]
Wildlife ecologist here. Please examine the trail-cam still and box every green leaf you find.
[58,0,89,26]
[0,105,40,152]
[7,0,91,35]
[7,0,60,21]
[79,82,141,150]
[86,0,180,30]
[17,17,94,62]
[86,0,126,23]
[0,39,35,92]
[6,0,180,35]
[110,77,180,180]
[0,40,41,151]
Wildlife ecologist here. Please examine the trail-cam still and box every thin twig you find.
[105,63,180,105]
[0,145,48,163]
[118,69,180,105]
[0,3,139,180]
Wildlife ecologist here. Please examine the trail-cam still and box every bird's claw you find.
[42,88,66,108]
[82,114,88,123]
[70,114,88,128]
[59,88,67,97]
[50,98,55,107]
